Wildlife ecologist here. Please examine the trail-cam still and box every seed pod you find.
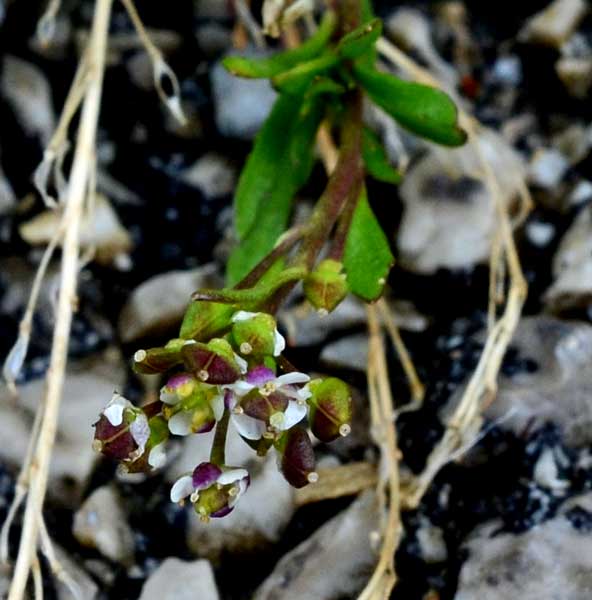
[303,259,348,314]
[182,338,243,384]
[240,388,289,423]
[132,338,185,375]
[275,426,317,488]
[307,377,352,442]
[180,301,234,341]
[231,312,280,357]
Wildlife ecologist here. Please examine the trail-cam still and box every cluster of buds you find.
[93,304,352,521]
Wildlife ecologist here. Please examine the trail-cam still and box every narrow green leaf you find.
[227,97,324,285]
[304,76,346,99]
[362,127,401,184]
[272,52,340,96]
[343,186,394,301]
[337,18,382,60]
[222,11,337,79]
[353,65,467,147]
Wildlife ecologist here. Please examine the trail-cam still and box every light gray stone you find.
[139,557,219,600]
[211,54,277,139]
[485,316,592,446]
[118,264,220,342]
[254,490,378,600]
[73,486,135,565]
[455,514,592,600]
[320,333,369,371]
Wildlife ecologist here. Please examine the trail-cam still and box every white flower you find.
[226,366,311,440]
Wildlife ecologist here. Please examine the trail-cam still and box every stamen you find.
[92,440,103,452]
[228,485,238,497]
[233,406,244,415]
[260,382,276,396]
[190,490,200,503]
[307,471,319,483]
[339,424,351,437]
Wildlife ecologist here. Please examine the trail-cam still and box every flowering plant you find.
[93,0,464,520]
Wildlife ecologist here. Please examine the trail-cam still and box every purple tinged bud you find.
[132,339,185,375]
[93,416,136,461]
[307,377,353,442]
[246,366,275,386]
[303,259,348,314]
[276,426,317,488]
[192,462,223,490]
[241,389,289,423]
[181,338,241,384]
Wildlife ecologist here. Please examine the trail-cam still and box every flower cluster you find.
[93,306,352,521]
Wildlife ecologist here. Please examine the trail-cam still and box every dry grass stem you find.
[376,36,529,509]
[377,297,424,412]
[120,0,186,125]
[7,1,113,597]
[358,305,402,600]
[295,462,378,506]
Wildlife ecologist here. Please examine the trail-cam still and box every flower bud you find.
[275,426,317,488]
[240,388,289,424]
[307,377,352,442]
[180,301,234,341]
[132,338,184,375]
[303,259,348,314]
[230,311,285,357]
[181,338,245,384]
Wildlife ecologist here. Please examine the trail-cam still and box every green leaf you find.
[337,18,382,60]
[222,11,337,79]
[353,65,467,147]
[343,186,394,301]
[304,76,346,99]
[362,127,401,184]
[227,96,324,285]
[272,52,340,96]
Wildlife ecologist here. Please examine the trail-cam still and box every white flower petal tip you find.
[103,393,130,426]
[232,413,266,440]
[234,353,248,374]
[275,372,310,386]
[211,393,225,422]
[130,414,150,450]
[281,401,308,430]
[170,475,194,503]
[231,311,259,323]
[168,411,193,436]
[217,468,249,485]
[148,443,167,469]
[273,329,286,356]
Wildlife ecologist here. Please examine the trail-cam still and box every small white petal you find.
[275,372,310,387]
[273,329,286,356]
[296,384,312,401]
[170,475,194,503]
[103,393,130,426]
[231,310,259,323]
[160,389,181,405]
[234,353,248,374]
[280,400,308,430]
[148,442,167,468]
[168,411,193,436]
[228,380,255,397]
[218,468,249,485]
[232,413,266,440]
[211,393,225,422]
[130,414,150,451]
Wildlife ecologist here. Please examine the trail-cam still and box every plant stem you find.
[191,266,307,306]
[210,409,230,465]
[235,225,306,290]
